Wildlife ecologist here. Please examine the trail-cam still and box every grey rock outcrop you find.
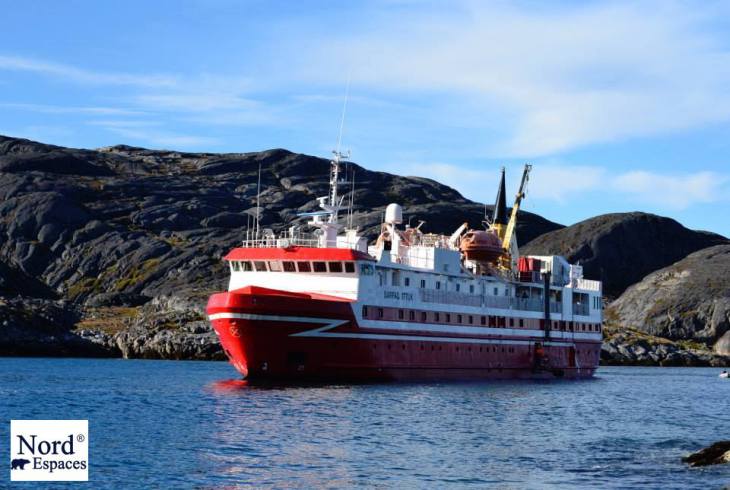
[601,334,730,367]
[683,441,730,467]
[608,245,730,354]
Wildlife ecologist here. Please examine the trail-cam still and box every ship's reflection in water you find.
[203,378,360,488]
[207,379,249,392]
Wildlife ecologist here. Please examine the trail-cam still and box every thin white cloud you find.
[528,165,606,203]
[131,93,258,112]
[0,55,178,87]
[86,119,162,128]
[401,162,729,211]
[103,127,220,149]
[612,170,729,210]
[0,102,145,116]
[294,1,730,156]
[403,162,607,203]
[0,56,267,125]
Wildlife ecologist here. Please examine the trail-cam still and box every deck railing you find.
[420,289,482,307]
[419,290,563,313]
[572,278,601,291]
[240,236,321,248]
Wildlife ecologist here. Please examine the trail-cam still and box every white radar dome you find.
[385,203,403,225]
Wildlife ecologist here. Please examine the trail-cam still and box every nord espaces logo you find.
[10,420,88,482]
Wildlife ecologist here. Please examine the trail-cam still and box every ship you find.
[206,151,603,381]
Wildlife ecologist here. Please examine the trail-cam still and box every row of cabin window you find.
[384,273,509,296]
[363,307,518,327]
[231,260,356,274]
[361,306,602,332]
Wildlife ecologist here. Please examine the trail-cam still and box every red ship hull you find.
[207,287,601,381]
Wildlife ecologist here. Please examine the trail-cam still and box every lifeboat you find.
[459,229,504,262]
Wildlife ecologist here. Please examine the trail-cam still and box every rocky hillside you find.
[0,134,560,358]
[607,244,730,356]
[521,212,727,298]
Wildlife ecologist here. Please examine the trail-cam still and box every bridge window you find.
[282,261,296,272]
[268,261,282,272]
[344,262,355,273]
[231,261,240,272]
[328,261,343,273]
[254,261,267,272]
[297,261,311,272]
[241,261,253,271]
[313,261,327,273]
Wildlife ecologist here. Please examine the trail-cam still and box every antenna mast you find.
[348,168,356,229]
[328,75,351,225]
[255,162,262,239]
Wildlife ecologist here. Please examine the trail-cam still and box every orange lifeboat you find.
[459,230,504,262]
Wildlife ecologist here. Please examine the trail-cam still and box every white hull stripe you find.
[208,312,594,347]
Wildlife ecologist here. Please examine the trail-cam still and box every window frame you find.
[282,261,296,272]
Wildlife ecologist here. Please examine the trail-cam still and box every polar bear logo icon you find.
[11,458,30,470]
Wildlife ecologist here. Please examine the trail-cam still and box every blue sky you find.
[1,0,729,237]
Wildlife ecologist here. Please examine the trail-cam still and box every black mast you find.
[492,167,507,225]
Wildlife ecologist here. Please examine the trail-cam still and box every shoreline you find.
[3,333,728,367]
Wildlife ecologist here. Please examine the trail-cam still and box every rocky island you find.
[0,134,728,365]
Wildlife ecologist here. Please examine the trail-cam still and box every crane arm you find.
[502,164,532,250]
[448,222,469,248]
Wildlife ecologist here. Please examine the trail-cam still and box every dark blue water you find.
[1,359,729,489]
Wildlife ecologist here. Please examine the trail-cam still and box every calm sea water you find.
[1,359,729,489]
